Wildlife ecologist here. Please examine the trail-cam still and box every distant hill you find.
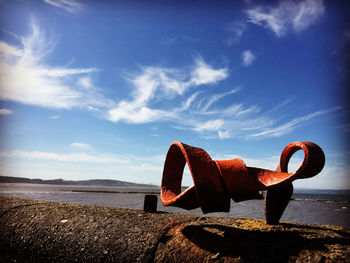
[0,176,155,187]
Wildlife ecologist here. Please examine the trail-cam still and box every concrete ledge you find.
[0,196,349,262]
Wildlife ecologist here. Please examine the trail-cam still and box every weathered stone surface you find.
[0,196,349,262]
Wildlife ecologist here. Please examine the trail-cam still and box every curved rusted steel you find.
[161,141,325,224]
[265,142,325,224]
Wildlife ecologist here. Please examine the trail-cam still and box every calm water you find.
[1,183,349,227]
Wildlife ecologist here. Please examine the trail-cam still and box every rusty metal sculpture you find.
[160,141,325,225]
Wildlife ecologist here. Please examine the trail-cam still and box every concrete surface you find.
[0,196,349,262]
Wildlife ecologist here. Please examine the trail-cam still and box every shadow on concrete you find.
[182,224,349,262]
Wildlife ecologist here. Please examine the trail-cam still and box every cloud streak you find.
[190,57,228,85]
[107,57,229,124]
[43,0,83,13]
[0,18,113,110]
[69,142,91,150]
[246,0,324,37]
[250,107,341,138]
[225,22,247,45]
[242,50,256,66]
[0,109,13,115]
[201,89,240,112]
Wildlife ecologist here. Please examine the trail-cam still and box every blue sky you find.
[0,0,349,189]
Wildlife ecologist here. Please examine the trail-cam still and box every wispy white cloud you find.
[218,130,232,139]
[222,104,260,117]
[337,123,350,133]
[0,17,113,110]
[179,91,203,111]
[250,107,340,138]
[77,76,94,89]
[0,109,13,115]
[246,7,285,36]
[190,57,228,85]
[246,0,324,37]
[87,106,99,112]
[43,0,83,13]
[201,88,240,112]
[225,22,247,45]
[108,66,182,123]
[0,41,23,57]
[69,142,91,150]
[193,119,225,132]
[49,115,60,119]
[292,0,325,32]
[107,57,229,124]
[241,50,256,66]
[108,104,175,124]
[178,103,339,140]
[267,98,294,113]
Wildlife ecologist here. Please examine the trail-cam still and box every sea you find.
[1,183,349,227]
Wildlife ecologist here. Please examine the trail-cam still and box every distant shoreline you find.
[1,176,350,201]
[0,175,156,188]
